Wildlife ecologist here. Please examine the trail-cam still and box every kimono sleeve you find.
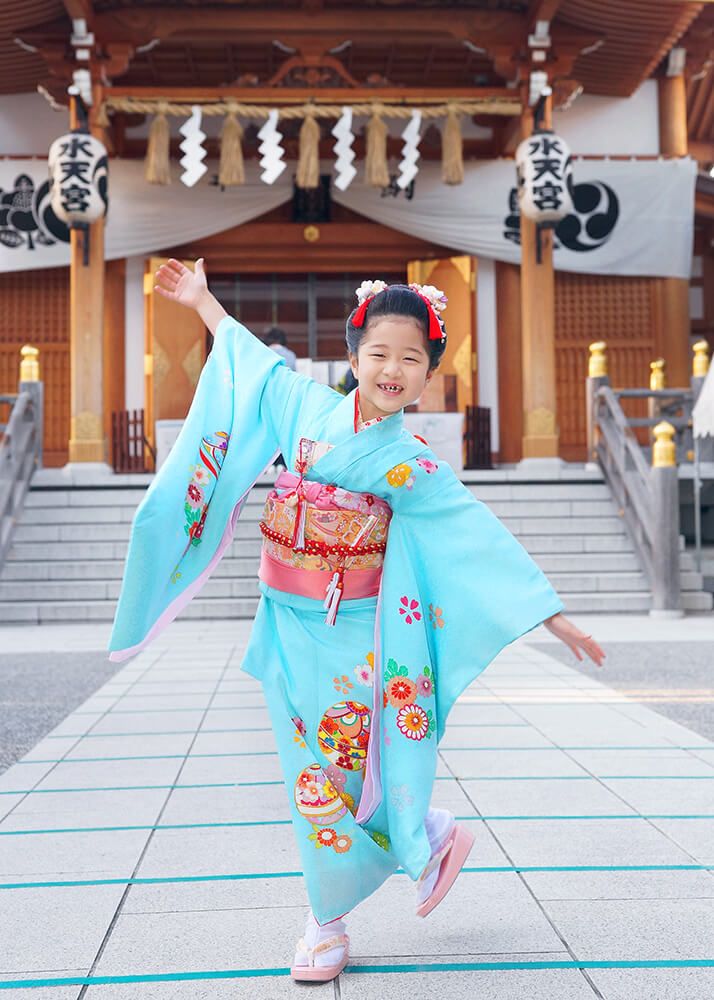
[107,314,331,660]
[387,455,564,742]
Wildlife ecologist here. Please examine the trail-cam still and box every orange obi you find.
[258,469,392,625]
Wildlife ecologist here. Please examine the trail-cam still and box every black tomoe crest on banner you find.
[504,179,620,253]
[0,174,69,250]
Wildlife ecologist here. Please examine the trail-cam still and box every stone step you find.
[12,512,629,544]
[1,551,640,580]
[5,530,643,566]
[0,569,654,603]
[3,553,698,592]
[17,495,622,525]
[24,481,612,509]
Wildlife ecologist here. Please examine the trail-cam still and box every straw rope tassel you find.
[365,108,390,188]
[441,106,464,185]
[219,109,245,186]
[145,104,171,185]
[296,112,321,189]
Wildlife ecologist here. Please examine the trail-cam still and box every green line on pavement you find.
[2,814,713,837]
[1,863,712,891]
[2,958,714,988]
[3,773,714,795]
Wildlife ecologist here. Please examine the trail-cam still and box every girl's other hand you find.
[542,612,606,667]
[154,258,208,310]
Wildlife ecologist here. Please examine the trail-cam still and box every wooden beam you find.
[117,136,500,162]
[93,6,525,46]
[104,85,520,106]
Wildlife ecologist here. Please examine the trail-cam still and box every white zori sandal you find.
[290,912,350,982]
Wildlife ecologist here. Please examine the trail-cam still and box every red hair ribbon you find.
[352,287,445,341]
[352,296,372,328]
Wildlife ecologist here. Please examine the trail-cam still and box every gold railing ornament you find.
[19,345,40,382]
[692,339,710,378]
[649,358,666,391]
[652,421,676,468]
[588,341,607,378]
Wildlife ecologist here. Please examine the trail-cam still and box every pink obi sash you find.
[258,469,392,625]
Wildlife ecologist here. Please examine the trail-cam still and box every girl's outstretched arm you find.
[542,613,606,667]
[154,258,227,335]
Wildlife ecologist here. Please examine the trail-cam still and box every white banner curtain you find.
[0,156,696,278]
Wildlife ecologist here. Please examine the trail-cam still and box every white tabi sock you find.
[416,807,456,905]
[295,909,348,967]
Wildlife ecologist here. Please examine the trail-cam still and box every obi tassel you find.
[293,495,307,549]
[323,569,344,626]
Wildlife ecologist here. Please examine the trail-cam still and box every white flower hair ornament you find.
[354,279,388,305]
[351,278,447,343]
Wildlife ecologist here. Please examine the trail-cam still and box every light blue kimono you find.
[108,315,564,923]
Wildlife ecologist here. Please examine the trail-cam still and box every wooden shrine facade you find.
[0,0,713,467]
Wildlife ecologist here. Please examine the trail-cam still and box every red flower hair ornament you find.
[351,279,447,343]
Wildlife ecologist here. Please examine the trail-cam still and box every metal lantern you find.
[515,128,574,223]
[47,130,108,227]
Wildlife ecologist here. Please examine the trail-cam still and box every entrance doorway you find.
[208,271,404,360]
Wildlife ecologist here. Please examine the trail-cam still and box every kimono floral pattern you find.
[399,596,422,624]
[383,658,436,742]
[171,430,229,584]
[428,603,445,629]
[386,462,415,490]
[354,651,375,687]
[183,430,229,546]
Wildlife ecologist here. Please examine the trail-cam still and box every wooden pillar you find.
[658,74,691,389]
[496,262,523,463]
[67,89,107,464]
[103,258,126,460]
[519,94,559,458]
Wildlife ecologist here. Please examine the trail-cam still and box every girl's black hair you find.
[345,284,447,371]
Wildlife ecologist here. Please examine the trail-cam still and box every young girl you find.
[108,259,605,983]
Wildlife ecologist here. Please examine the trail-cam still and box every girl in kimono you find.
[109,258,605,983]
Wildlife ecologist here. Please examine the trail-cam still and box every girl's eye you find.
[370,354,418,362]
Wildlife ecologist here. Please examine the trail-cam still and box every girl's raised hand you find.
[542,612,606,667]
[154,258,208,309]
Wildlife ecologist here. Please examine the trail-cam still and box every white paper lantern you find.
[47,131,108,225]
[515,129,573,223]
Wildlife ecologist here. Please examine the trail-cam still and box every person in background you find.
[264,327,297,371]
[263,327,296,469]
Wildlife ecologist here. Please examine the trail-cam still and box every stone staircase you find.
[0,467,711,623]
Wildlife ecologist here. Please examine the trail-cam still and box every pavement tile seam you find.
[0,624,714,992]
[73,651,238,994]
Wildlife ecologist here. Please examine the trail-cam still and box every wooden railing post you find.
[586,341,609,465]
[650,420,682,617]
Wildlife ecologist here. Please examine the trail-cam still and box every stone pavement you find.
[0,616,713,999]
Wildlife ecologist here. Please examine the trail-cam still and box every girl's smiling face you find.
[348,315,434,422]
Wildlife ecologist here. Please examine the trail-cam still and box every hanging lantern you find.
[47,130,108,226]
[515,128,573,223]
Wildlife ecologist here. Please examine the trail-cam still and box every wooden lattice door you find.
[0,267,70,467]
[144,257,208,450]
[407,256,477,412]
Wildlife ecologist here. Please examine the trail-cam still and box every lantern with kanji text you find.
[515,129,573,223]
[47,130,108,227]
